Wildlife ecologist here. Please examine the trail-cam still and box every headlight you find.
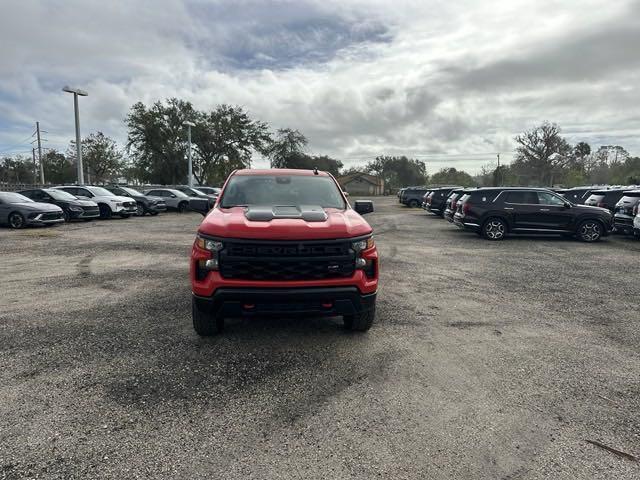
[116,202,123,207]
[352,237,374,252]
[196,236,223,252]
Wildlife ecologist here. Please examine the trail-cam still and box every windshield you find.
[0,192,33,203]
[220,175,346,209]
[46,189,77,200]
[87,186,115,197]
[189,188,208,197]
[120,186,143,196]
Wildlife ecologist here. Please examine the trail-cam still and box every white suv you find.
[53,186,137,219]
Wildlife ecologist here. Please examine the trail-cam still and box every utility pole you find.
[36,122,44,184]
[496,153,500,186]
[32,148,38,184]
[62,86,88,185]
[184,121,195,187]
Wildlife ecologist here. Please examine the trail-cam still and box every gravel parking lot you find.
[1,196,639,479]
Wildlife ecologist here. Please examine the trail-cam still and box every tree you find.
[0,155,36,184]
[192,105,271,185]
[365,156,427,191]
[126,98,198,184]
[267,128,308,168]
[68,132,123,183]
[513,122,572,185]
[43,150,75,184]
[429,167,474,186]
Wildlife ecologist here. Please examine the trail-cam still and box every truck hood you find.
[199,207,372,240]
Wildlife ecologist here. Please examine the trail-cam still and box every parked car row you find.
[408,184,640,242]
[0,184,220,229]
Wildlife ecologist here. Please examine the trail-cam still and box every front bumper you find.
[26,212,64,226]
[193,287,376,318]
[69,207,100,220]
[147,202,167,213]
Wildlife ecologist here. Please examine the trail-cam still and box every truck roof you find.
[234,169,331,177]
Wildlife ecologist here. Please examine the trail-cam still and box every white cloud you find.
[1,0,639,173]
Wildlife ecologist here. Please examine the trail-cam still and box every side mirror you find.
[189,198,210,216]
[170,194,177,198]
[343,191,350,197]
[564,202,571,208]
[354,200,374,215]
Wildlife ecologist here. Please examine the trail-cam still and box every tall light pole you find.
[184,121,195,188]
[62,86,88,185]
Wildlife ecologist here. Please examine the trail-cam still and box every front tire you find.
[178,201,188,213]
[482,217,507,241]
[192,297,223,336]
[343,306,375,332]
[408,199,419,208]
[577,220,602,242]
[8,212,25,229]
[136,203,145,216]
[98,204,112,219]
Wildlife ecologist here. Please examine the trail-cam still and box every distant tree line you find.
[1,105,638,190]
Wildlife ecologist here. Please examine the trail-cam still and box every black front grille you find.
[219,240,355,281]
[124,201,136,208]
[41,212,62,221]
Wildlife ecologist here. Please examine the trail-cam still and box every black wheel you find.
[8,212,25,229]
[482,217,507,241]
[99,204,112,219]
[178,201,188,213]
[119,213,130,219]
[192,297,223,336]
[408,199,419,208]
[343,306,375,332]
[136,203,145,216]
[577,220,602,242]
[63,209,71,222]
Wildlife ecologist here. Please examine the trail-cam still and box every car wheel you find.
[192,297,223,336]
[343,306,375,332]
[408,199,419,208]
[8,212,25,229]
[136,203,145,216]
[482,217,507,241]
[178,201,188,213]
[98,204,112,219]
[577,220,602,242]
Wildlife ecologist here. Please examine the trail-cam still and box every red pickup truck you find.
[190,169,378,335]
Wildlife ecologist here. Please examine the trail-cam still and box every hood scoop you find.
[244,205,328,222]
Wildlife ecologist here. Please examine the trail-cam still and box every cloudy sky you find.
[1,0,639,173]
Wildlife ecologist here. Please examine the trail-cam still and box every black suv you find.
[105,185,167,216]
[454,187,613,242]
[613,189,640,235]
[425,186,462,216]
[400,187,429,208]
[557,187,600,205]
[584,188,627,212]
[18,188,100,222]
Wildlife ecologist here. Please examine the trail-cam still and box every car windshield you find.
[120,186,143,196]
[188,188,208,197]
[220,175,346,209]
[46,189,77,200]
[87,186,115,196]
[0,192,33,203]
